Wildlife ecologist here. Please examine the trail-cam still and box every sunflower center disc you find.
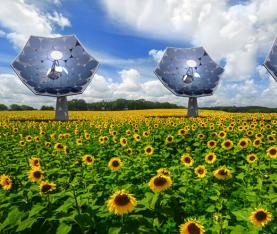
[187,223,200,234]
[115,194,130,206]
[255,211,266,221]
[154,177,167,186]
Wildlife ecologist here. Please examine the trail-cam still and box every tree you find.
[0,104,8,111]
[10,104,22,110]
[41,105,54,110]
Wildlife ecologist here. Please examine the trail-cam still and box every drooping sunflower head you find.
[108,157,122,171]
[246,153,258,164]
[179,219,205,234]
[82,154,95,165]
[213,166,232,180]
[149,174,172,192]
[28,169,44,182]
[249,208,272,227]
[221,139,233,150]
[205,153,217,164]
[207,140,217,149]
[0,175,12,190]
[157,168,171,176]
[194,165,207,178]
[144,145,154,156]
[107,190,137,215]
[180,154,194,167]
[40,181,56,194]
[29,157,41,169]
[266,146,277,159]
[166,135,174,144]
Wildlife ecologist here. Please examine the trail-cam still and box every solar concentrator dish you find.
[154,47,224,97]
[11,35,99,97]
[264,37,277,81]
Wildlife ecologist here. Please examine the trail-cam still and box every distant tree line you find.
[68,99,181,111]
[203,106,277,113]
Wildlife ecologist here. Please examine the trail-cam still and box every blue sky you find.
[0,0,276,107]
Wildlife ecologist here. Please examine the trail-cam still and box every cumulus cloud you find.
[101,0,277,82]
[47,11,71,29]
[0,0,71,48]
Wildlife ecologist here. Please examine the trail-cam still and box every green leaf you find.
[16,218,36,232]
[29,205,45,218]
[230,225,246,234]
[108,227,121,234]
[0,207,23,231]
[206,205,215,212]
[232,209,251,221]
[56,222,72,234]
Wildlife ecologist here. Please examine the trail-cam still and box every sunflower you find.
[166,135,174,144]
[253,138,261,148]
[99,136,105,144]
[127,148,133,155]
[107,190,137,215]
[157,168,171,176]
[180,154,194,167]
[249,208,272,227]
[255,133,263,139]
[108,157,122,170]
[54,143,65,151]
[34,136,40,142]
[266,146,277,159]
[246,153,258,164]
[197,134,205,140]
[44,141,51,148]
[179,219,205,234]
[133,134,141,141]
[29,157,41,168]
[205,153,217,164]
[82,154,95,165]
[19,140,26,147]
[40,181,56,194]
[143,131,150,137]
[144,145,154,156]
[76,138,82,145]
[178,129,186,136]
[120,137,128,146]
[0,175,12,190]
[267,135,275,143]
[84,133,91,140]
[25,135,32,142]
[237,138,249,149]
[218,131,226,139]
[207,140,217,149]
[194,165,207,178]
[149,175,172,192]
[213,166,232,180]
[221,139,233,150]
[28,169,44,182]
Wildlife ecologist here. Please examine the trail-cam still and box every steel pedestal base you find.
[55,96,69,121]
[187,97,198,117]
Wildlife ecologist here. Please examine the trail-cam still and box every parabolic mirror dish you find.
[11,35,99,97]
[264,37,277,81]
[154,47,224,97]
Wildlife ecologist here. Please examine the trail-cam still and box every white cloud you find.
[148,49,165,63]
[0,0,71,48]
[47,11,71,29]
[0,30,6,37]
[101,0,277,82]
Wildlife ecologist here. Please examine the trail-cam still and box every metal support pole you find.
[55,96,69,121]
[187,97,198,117]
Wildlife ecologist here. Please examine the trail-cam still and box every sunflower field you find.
[0,110,276,234]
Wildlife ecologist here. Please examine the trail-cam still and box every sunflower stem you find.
[73,188,81,215]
